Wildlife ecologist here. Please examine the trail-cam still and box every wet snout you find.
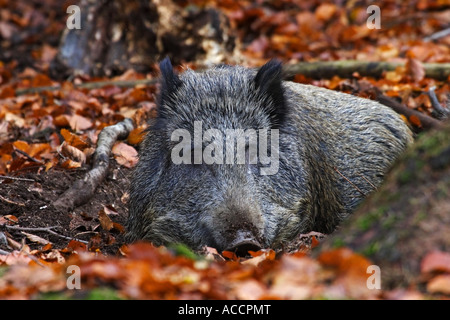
[224,230,262,257]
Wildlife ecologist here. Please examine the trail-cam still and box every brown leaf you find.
[0,215,18,226]
[98,208,114,231]
[0,85,15,99]
[426,275,450,295]
[127,126,146,145]
[222,250,239,261]
[60,128,90,150]
[406,57,425,82]
[421,251,450,274]
[315,3,337,21]
[409,114,422,127]
[112,142,138,168]
[60,159,82,169]
[21,232,50,245]
[68,114,93,131]
[318,248,372,277]
[58,141,86,164]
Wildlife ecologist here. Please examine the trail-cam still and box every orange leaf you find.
[53,114,70,128]
[31,73,53,87]
[222,250,238,261]
[13,140,30,153]
[127,127,146,145]
[60,159,82,169]
[318,248,372,277]
[98,208,114,231]
[112,222,125,233]
[60,128,90,150]
[248,250,264,257]
[42,243,53,251]
[315,3,337,21]
[28,143,51,158]
[311,236,320,249]
[409,114,422,127]
[0,215,18,226]
[62,240,87,253]
[0,85,15,99]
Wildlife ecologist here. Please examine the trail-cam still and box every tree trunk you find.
[50,0,235,78]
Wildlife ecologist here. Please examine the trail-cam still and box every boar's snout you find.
[223,230,262,257]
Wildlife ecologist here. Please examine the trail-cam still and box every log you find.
[284,61,450,81]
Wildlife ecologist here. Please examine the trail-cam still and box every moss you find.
[330,237,346,248]
[356,206,387,231]
[436,180,450,200]
[413,210,427,224]
[361,241,380,256]
[381,213,398,229]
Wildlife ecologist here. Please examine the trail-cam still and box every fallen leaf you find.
[222,250,239,261]
[315,3,337,21]
[231,279,267,300]
[127,126,146,145]
[58,141,86,164]
[409,115,422,127]
[21,232,50,245]
[112,142,138,168]
[406,57,425,82]
[69,114,93,131]
[421,251,450,274]
[60,159,82,169]
[98,208,114,231]
[0,215,18,226]
[426,275,450,295]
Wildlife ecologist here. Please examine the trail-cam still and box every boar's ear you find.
[254,59,286,127]
[158,57,182,117]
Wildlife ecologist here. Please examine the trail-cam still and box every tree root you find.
[53,118,135,212]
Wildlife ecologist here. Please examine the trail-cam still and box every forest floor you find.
[0,0,449,299]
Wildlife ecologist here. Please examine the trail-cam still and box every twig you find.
[375,90,443,130]
[427,86,449,120]
[334,167,366,196]
[14,148,43,164]
[0,175,35,182]
[15,78,158,96]
[0,194,26,207]
[5,225,88,244]
[424,27,450,42]
[53,118,135,211]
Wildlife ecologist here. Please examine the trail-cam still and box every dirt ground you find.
[0,160,130,255]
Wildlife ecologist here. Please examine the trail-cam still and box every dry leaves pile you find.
[1,240,449,299]
[1,0,449,299]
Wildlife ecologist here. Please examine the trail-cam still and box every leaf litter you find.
[1,0,449,299]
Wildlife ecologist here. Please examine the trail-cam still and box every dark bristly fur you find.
[126,59,413,253]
